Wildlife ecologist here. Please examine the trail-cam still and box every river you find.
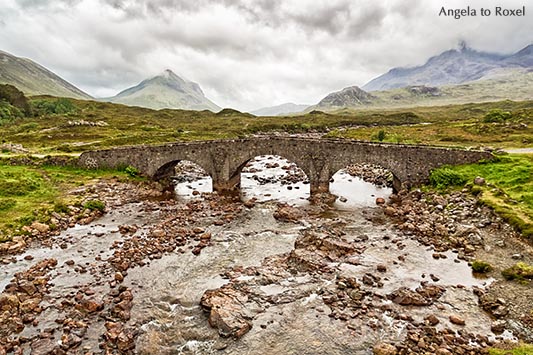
[0,155,506,354]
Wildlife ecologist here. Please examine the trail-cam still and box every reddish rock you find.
[449,315,465,326]
[201,288,252,338]
[104,322,122,341]
[373,342,397,355]
[30,222,50,234]
[425,314,440,326]
[0,294,20,312]
[19,298,41,313]
[151,229,166,238]
[60,333,82,350]
[17,281,37,296]
[78,298,104,313]
[243,198,256,208]
[114,272,124,282]
[273,204,305,223]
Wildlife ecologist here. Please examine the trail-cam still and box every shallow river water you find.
[0,156,504,354]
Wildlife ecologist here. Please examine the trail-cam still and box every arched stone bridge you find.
[79,137,492,194]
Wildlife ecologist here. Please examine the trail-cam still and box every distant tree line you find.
[0,84,31,121]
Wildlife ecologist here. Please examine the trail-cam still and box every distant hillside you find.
[105,70,220,112]
[307,86,377,111]
[0,50,91,99]
[251,102,309,116]
[363,43,533,91]
[311,68,533,112]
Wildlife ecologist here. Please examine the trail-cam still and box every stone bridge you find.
[79,137,492,194]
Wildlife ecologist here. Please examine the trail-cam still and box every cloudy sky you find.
[0,0,531,111]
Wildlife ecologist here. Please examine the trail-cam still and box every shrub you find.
[471,260,492,273]
[124,165,139,177]
[483,109,512,123]
[429,167,467,189]
[31,98,77,116]
[0,101,24,123]
[83,199,105,212]
[372,130,387,142]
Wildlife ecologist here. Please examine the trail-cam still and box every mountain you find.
[106,70,220,112]
[362,43,533,91]
[311,86,377,110]
[250,102,309,116]
[310,68,532,112]
[503,44,533,67]
[0,50,92,99]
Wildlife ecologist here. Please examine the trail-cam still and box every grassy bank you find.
[0,163,137,241]
[325,103,532,148]
[429,154,533,239]
[489,343,533,355]
[0,96,531,153]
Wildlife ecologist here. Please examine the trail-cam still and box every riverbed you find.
[0,155,528,354]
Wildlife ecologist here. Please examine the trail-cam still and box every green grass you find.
[429,154,533,239]
[0,96,531,153]
[471,260,493,273]
[325,100,533,148]
[83,199,105,212]
[502,262,533,282]
[0,163,136,241]
[489,343,533,355]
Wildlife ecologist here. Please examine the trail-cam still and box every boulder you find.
[449,315,465,326]
[474,176,486,186]
[373,342,397,355]
[0,294,19,312]
[201,288,252,338]
[31,339,58,355]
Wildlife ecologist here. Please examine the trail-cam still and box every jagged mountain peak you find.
[362,44,532,91]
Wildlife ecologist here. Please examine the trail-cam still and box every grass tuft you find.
[501,262,533,282]
[471,260,493,273]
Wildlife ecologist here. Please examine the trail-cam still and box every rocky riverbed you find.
[0,157,531,355]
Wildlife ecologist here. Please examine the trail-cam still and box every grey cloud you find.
[345,5,386,38]
[16,0,82,9]
[0,0,531,111]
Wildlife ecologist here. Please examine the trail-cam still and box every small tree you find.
[483,109,512,123]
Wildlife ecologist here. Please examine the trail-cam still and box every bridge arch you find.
[328,159,402,192]
[152,159,213,183]
[235,155,311,202]
[218,147,313,192]
[329,163,394,188]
